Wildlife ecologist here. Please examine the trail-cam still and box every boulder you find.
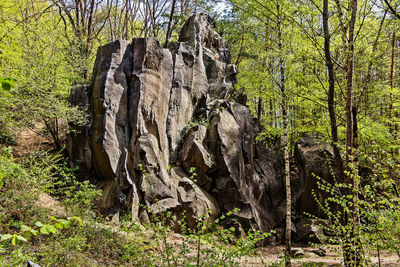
[294,137,336,218]
[173,167,219,228]
[68,85,91,177]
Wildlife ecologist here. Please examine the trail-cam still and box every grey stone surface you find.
[69,14,287,236]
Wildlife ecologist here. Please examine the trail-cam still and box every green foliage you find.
[0,77,16,91]
[35,222,58,236]
[0,147,47,230]
[141,206,272,266]
[179,116,211,141]
[0,234,27,246]
[0,0,400,265]
[1,216,82,248]
[21,150,101,217]
[0,0,88,148]
[308,152,400,265]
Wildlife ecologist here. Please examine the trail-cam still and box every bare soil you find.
[12,127,53,157]
[244,245,400,266]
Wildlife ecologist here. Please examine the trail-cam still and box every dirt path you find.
[244,245,400,266]
[11,127,53,157]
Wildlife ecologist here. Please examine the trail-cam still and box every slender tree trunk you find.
[323,0,343,181]
[363,10,387,116]
[123,0,129,39]
[270,99,274,127]
[283,63,291,267]
[390,31,395,137]
[345,0,357,171]
[257,22,270,124]
[43,117,61,150]
[164,0,176,48]
[257,97,263,122]
[277,2,291,265]
[389,31,396,157]
[352,104,361,265]
[344,0,362,265]
[83,0,95,81]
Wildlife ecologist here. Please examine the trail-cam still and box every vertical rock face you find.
[294,137,336,218]
[69,15,284,234]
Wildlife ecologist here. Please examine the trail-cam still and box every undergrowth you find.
[0,147,272,266]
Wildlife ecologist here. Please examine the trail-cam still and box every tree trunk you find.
[257,97,263,122]
[344,0,362,265]
[345,0,357,170]
[277,2,291,265]
[164,0,176,48]
[390,31,395,136]
[269,99,274,127]
[234,25,245,66]
[323,0,343,182]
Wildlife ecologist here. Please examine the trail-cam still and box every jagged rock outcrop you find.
[68,14,284,234]
[294,137,336,218]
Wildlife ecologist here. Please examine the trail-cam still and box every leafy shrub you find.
[20,150,101,217]
[141,202,272,266]
[308,153,400,265]
[0,148,271,266]
[0,216,82,247]
[0,148,48,231]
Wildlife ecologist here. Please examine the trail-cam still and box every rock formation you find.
[68,14,286,235]
[293,137,336,218]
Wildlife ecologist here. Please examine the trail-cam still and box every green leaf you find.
[54,222,63,229]
[0,234,12,241]
[20,225,38,237]
[39,224,57,235]
[35,221,43,227]
[48,226,57,235]
[39,226,49,235]
[16,235,27,243]
[20,225,30,232]
[0,77,16,91]
[59,219,71,229]
[1,81,11,91]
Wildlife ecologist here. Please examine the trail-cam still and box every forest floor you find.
[12,126,54,157]
[245,245,400,266]
[35,189,400,266]
[155,229,400,266]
